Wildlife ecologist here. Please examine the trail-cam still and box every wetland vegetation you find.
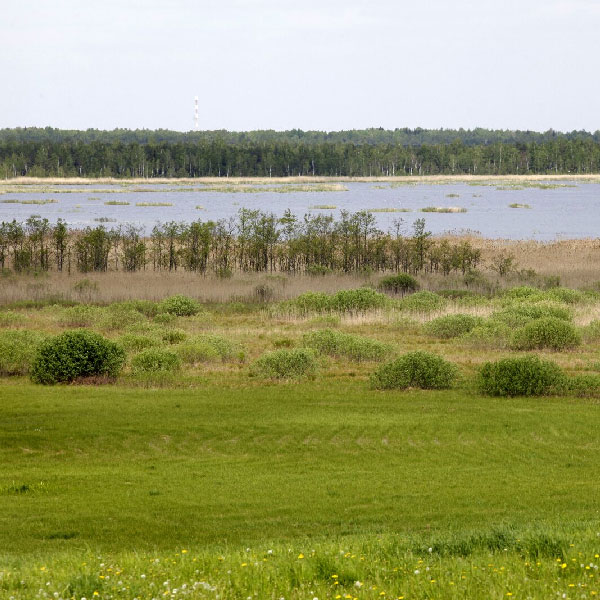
[3,127,600,598]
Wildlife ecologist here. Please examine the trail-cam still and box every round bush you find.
[250,348,317,380]
[30,330,125,384]
[158,294,201,317]
[302,329,391,362]
[378,274,419,296]
[510,317,581,351]
[370,351,457,390]
[399,291,446,313]
[478,355,564,397]
[328,288,388,312]
[131,348,180,374]
[491,302,572,328]
[175,335,238,365]
[423,314,484,339]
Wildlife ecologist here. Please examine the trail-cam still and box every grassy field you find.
[3,285,600,598]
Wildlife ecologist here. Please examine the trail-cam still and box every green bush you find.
[175,340,219,364]
[378,273,419,296]
[99,305,146,331]
[0,330,48,375]
[58,304,100,327]
[399,291,446,313]
[478,355,564,397]
[302,329,391,362]
[161,328,187,344]
[117,333,160,353]
[490,302,571,328]
[291,292,332,313]
[158,294,201,316]
[370,351,457,390]
[175,335,239,364]
[510,317,581,351]
[250,348,318,380]
[290,288,387,314]
[30,330,125,384]
[564,374,600,397]
[501,286,545,302]
[131,348,180,374]
[112,300,158,317]
[543,287,587,304]
[460,320,511,349]
[153,312,178,325]
[328,288,387,312]
[423,314,484,339]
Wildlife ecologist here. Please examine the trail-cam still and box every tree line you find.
[2,138,600,178]
[0,211,482,277]
[2,126,599,146]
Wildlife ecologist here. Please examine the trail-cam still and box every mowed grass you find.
[2,380,600,555]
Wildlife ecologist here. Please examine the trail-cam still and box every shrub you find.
[328,288,387,312]
[290,288,387,314]
[564,374,600,397]
[423,314,484,339]
[153,312,178,325]
[291,292,332,313]
[490,302,571,328]
[501,286,545,302]
[378,274,419,296]
[250,348,317,380]
[302,329,391,362]
[161,328,187,344]
[99,305,146,331]
[510,317,581,351]
[460,320,511,349]
[399,291,446,313]
[175,340,219,364]
[117,333,160,353]
[111,300,158,317]
[131,348,180,374]
[59,304,100,328]
[370,351,457,390]
[175,334,239,364]
[0,330,48,375]
[478,355,564,397]
[30,330,125,384]
[158,294,201,316]
[543,287,587,305]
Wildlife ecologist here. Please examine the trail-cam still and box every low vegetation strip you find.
[3,527,600,599]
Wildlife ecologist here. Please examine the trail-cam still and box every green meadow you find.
[2,286,600,598]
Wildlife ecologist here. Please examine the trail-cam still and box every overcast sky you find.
[2,0,599,132]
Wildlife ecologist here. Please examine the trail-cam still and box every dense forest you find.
[1,128,600,178]
[0,211,483,278]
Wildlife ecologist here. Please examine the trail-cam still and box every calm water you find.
[2,181,600,240]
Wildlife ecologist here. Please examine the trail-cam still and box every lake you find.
[1,180,600,240]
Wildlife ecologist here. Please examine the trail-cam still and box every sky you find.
[1,0,599,133]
